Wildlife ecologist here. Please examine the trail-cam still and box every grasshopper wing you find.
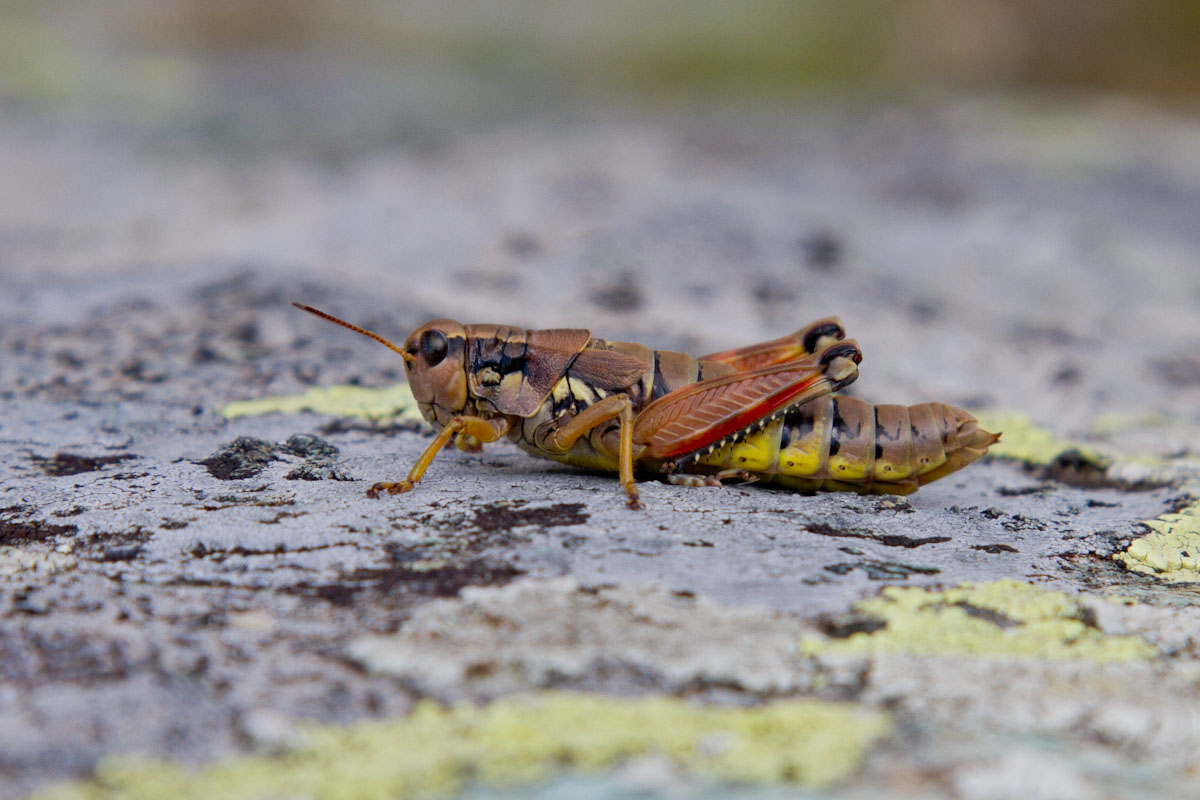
[633,341,861,461]
[697,317,846,372]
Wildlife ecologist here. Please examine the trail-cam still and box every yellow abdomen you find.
[691,396,998,494]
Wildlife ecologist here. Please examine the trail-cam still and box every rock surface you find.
[3,93,1200,799]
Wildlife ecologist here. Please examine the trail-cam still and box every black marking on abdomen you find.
[784,405,816,442]
[830,404,858,457]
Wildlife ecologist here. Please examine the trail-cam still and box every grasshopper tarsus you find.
[666,468,758,488]
[367,480,414,498]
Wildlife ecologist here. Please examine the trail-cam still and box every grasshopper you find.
[295,304,999,509]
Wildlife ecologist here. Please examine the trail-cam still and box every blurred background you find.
[3,1,1200,136]
[3,7,1200,797]
[2,0,1199,426]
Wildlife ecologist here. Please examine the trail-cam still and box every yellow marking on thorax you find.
[499,371,524,399]
[567,377,605,405]
[551,378,571,406]
[517,376,621,474]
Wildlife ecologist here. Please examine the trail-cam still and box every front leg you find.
[367,415,511,498]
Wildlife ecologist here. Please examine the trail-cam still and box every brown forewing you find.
[568,347,652,393]
[632,344,859,460]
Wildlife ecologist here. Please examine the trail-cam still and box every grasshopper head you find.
[292,303,469,429]
[402,319,469,426]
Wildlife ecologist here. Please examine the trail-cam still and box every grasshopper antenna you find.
[292,302,415,364]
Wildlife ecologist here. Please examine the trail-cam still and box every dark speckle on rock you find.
[101,545,144,562]
[877,534,952,548]
[751,277,796,305]
[1035,449,1168,491]
[31,453,137,477]
[972,543,1019,554]
[819,611,887,638]
[197,437,280,480]
[1052,364,1082,385]
[1152,354,1200,386]
[197,434,351,481]
[471,502,589,532]
[996,485,1054,497]
[824,561,941,580]
[291,559,524,608]
[284,434,353,480]
[954,602,1020,628]
[589,273,643,312]
[0,509,78,544]
[908,298,942,323]
[805,522,946,548]
[502,231,543,259]
[282,434,339,459]
[798,229,842,270]
[285,461,354,481]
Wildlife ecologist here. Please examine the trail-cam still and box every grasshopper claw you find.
[367,480,414,498]
[625,486,644,510]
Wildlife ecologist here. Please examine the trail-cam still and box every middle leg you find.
[544,394,643,509]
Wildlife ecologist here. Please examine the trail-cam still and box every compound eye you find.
[420,330,448,366]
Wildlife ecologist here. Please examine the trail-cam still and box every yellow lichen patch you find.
[969,411,1105,467]
[1088,412,1182,437]
[35,693,890,800]
[800,580,1157,663]
[220,382,425,423]
[1114,498,1200,583]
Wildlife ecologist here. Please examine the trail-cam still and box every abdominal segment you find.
[687,396,999,494]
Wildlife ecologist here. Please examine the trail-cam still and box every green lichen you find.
[220,382,424,423]
[800,580,1157,663]
[34,693,889,800]
[970,411,1105,467]
[1114,497,1200,583]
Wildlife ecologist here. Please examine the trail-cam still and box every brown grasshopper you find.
[295,304,999,509]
